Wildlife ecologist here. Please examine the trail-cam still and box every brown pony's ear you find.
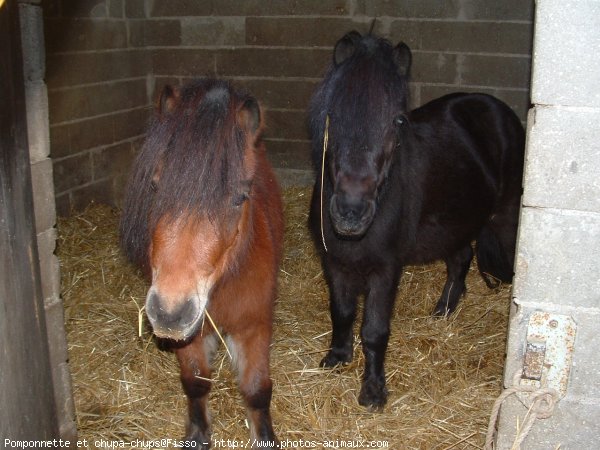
[157,84,180,114]
[151,159,163,191]
[237,97,262,136]
[393,42,412,77]
[334,30,362,66]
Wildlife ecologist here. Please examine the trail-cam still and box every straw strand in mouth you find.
[320,115,330,253]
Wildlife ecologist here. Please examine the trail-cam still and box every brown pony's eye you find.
[233,180,252,207]
[232,192,249,207]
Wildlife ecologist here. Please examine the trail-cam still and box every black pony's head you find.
[309,31,412,238]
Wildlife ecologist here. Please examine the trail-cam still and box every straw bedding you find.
[57,187,511,449]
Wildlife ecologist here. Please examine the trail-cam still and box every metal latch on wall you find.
[485,312,578,448]
[519,311,577,401]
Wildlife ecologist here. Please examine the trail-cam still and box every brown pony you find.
[120,79,284,449]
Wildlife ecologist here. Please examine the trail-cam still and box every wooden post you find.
[0,0,59,440]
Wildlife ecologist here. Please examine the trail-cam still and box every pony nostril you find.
[330,194,376,237]
[333,195,367,221]
[146,290,185,325]
[178,299,196,321]
[145,290,162,323]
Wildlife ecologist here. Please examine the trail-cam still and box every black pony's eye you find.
[394,115,405,127]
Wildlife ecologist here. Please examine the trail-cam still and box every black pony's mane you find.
[120,78,251,270]
[308,33,409,168]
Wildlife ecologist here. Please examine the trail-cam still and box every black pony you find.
[308,31,524,409]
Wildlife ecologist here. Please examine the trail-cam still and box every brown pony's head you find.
[120,79,263,341]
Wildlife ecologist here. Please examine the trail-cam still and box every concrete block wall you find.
[44,0,151,215]
[497,0,600,448]
[19,0,77,442]
[44,0,534,212]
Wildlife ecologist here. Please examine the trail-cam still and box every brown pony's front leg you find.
[230,327,278,449]
[175,334,217,450]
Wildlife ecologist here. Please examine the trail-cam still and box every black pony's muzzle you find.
[330,193,375,238]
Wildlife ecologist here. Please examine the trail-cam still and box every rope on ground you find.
[485,372,559,450]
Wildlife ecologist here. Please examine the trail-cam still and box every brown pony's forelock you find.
[120,79,252,271]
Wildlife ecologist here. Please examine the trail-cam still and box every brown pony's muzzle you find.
[145,288,205,341]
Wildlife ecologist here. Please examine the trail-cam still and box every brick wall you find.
[44,0,534,212]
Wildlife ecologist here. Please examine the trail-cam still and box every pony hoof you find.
[358,379,388,410]
[320,349,352,368]
[431,306,450,318]
[431,302,457,318]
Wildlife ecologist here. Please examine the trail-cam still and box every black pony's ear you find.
[237,97,262,135]
[157,84,179,114]
[393,42,412,77]
[333,30,363,66]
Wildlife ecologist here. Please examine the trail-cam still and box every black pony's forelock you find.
[309,34,410,168]
[119,79,249,269]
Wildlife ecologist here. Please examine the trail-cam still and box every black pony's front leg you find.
[175,334,217,450]
[359,266,401,410]
[320,263,363,368]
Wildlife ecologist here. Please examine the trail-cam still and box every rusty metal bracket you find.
[518,311,577,402]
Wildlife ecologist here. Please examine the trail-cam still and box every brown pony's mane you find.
[120,79,254,271]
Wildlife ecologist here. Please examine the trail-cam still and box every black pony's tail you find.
[475,226,514,288]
